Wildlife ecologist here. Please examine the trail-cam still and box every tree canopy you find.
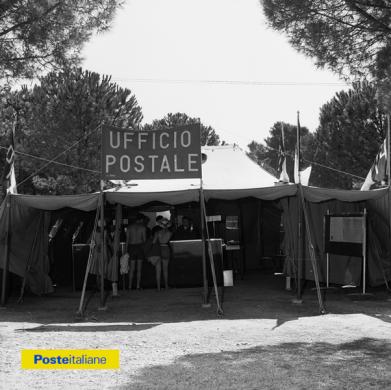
[144,112,221,146]
[0,0,122,80]
[1,67,143,194]
[248,121,313,181]
[310,81,385,189]
[261,0,391,79]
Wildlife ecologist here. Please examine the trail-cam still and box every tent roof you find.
[5,185,389,211]
[3,143,388,211]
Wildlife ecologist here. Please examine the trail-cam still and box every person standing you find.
[145,227,162,291]
[157,217,173,290]
[126,213,146,290]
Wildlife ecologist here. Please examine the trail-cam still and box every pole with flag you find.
[295,111,303,301]
[278,123,290,183]
[388,114,391,291]
[1,115,17,306]
[361,138,387,191]
[3,115,18,194]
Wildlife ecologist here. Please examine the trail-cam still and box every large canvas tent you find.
[1,145,391,303]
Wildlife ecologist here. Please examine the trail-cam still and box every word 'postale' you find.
[102,125,202,180]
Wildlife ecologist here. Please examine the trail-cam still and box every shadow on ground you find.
[2,275,391,327]
[14,323,161,333]
[117,338,391,390]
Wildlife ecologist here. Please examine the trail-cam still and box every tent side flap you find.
[204,185,297,201]
[105,189,200,207]
[303,186,388,203]
[11,193,99,211]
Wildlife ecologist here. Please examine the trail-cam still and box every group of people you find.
[126,214,173,291]
[91,213,198,291]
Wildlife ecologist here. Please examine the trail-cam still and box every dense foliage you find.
[0,0,122,80]
[248,121,313,181]
[311,81,385,189]
[1,68,142,194]
[261,0,391,79]
[144,113,221,146]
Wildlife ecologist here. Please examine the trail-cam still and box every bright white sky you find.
[82,0,349,149]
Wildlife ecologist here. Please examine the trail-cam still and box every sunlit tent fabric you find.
[108,144,278,191]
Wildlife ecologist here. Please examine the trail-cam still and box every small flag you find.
[294,112,301,184]
[3,126,17,194]
[300,165,312,186]
[294,147,300,184]
[278,123,289,183]
[361,139,387,191]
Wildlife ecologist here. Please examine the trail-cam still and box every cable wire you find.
[260,144,365,180]
[112,77,347,87]
[16,124,102,186]
[0,145,100,174]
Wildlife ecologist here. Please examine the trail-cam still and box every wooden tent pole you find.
[296,111,303,301]
[200,186,209,306]
[77,200,100,316]
[99,181,106,309]
[298,183,326,313]
[387,115,391,290]
[0,195,11,307]
[202,194,224,315]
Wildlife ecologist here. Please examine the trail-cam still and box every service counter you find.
[169,239,224,288]
[72,238,225,290]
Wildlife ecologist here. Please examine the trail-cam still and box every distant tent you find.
[109,144,278,193]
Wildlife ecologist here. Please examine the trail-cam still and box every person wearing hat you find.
[156,217,173,290]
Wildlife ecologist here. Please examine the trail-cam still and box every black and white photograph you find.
[1,1,391,389]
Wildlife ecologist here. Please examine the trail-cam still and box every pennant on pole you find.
[278,123,290,183]
[361,139,387,191]
[3,125,17,194]
[294,147,300,184]
[300,165,312,186]
[294,111,301,184]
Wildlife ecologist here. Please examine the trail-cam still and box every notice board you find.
[324,213,365,257]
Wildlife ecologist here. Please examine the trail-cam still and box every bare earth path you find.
[1,275,391,390]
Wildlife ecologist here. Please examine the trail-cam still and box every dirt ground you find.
[1,274,391,390]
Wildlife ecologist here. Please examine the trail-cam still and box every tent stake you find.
[0,195,11,307]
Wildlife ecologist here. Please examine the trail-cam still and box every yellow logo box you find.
[21,349,119,370]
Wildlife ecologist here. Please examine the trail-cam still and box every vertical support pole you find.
[99,180,106,309]
[387,114,390,187]
[296,111,303,301]
[1,195,11,307]
[77,200,100,316]
[387,115,391,288]
[298,183,326,313]
[326,209,330,288]
[72,245,76,293]
[362,208,367,295]
[326,253,330,289]
[200,186,209,306]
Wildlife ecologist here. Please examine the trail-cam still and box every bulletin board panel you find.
[324,213,365,257]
